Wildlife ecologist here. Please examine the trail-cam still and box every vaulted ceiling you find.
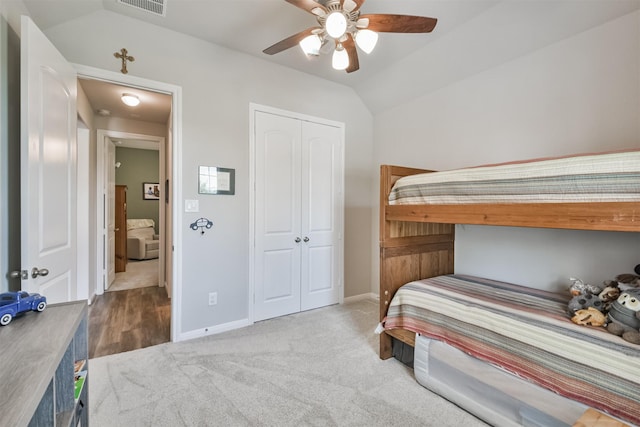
[22,0,640,115]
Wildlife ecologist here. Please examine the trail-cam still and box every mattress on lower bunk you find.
[388,150,640,205]
[414,335,589,427]
[382,274,640,426]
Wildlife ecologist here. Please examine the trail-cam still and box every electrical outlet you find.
[208,292,217,306]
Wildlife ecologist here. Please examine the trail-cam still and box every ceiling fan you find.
[263,0,437,73]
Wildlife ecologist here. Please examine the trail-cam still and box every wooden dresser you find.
[0,300,89,426]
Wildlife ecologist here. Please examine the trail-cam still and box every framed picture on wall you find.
[143,182,160,200]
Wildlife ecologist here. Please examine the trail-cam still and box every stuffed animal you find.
[597,285,621,312]
[606,288,640,345]
[571,307,607,327]
[615,264,640,290]
[568,277,602,297]
[567,292,605,315]
[567,278,605,315]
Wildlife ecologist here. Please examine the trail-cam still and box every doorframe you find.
[74,64,183,343]
[97,130,165,292]
[248,103,345,323]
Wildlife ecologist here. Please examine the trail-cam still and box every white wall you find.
[43,10,374,336]
[76,82,95,301]
[372,10,640,292]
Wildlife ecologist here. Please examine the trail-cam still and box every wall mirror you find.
[199,166,235,195]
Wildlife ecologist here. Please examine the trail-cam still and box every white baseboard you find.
[177,294,379,341]
[177,318,251,342]
[343,293,378,304]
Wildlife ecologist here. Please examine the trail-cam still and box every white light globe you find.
[121,93,140,107]
[355,29,378,54]
[299,35,321,56]
[326,12,347,39]
[332,45,349,70]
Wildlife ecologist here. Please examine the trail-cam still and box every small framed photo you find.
[198,166,235,195]
[143,182,160,200]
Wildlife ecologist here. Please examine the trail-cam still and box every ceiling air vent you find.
[118,0,166,17]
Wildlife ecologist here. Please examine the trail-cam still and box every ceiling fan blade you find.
[342,0,365,13]
[285,0,327,16]
[360,14,437,33]
[263,27,320,55]
[343,34,359,73]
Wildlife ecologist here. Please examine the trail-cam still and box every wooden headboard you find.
[379,166,455,358]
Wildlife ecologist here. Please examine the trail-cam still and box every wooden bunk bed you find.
[378,152,640,425]
[379,162,640,358]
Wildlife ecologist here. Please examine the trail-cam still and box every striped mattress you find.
[389,150,640,205]
[382,275,640,425]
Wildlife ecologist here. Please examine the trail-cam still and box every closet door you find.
[253,110,343,322]
[254,112,302,321]
[300,122,342,311]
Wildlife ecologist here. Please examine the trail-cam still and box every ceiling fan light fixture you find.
[325,12,347,39]
[299,34,322,56]
[332,45,349,70]
[121,93,140,107]
[355,29,378,54]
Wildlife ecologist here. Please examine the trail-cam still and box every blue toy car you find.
[0,291,47,326]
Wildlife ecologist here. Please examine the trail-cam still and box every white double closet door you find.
[253,109,344,322]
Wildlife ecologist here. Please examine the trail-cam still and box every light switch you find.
[185,199,199,212]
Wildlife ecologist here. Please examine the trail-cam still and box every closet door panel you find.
[300,121,342,311]
[254,112,302,321]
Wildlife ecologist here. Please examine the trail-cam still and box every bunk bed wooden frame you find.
[379,164,640,360]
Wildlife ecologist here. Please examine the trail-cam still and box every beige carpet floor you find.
[89,299,489,426]
[107,259,159,292]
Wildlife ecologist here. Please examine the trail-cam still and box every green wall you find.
[115,147,160,233]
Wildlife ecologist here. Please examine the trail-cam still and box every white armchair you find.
[127,219,159,260]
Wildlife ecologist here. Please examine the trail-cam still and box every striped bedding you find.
[383,275,640,425]
[389,150,640,205]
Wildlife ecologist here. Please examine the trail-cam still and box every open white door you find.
[107,138,116,288]
[20,16,77,303]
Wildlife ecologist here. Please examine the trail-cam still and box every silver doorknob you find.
[9,270,28,280]
[31,267,50,279]
[294,237,301,243]
[303,237,309,242]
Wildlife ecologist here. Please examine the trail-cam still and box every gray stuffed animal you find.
[606,288,640,345]
[567,291,605,315]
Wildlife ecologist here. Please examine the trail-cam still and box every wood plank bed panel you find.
[379,165,455,358]
[386,202,640,232]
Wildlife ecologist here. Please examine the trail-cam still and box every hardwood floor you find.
[89,286,171,359]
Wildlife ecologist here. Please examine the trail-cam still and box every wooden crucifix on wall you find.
[114,48,135,74]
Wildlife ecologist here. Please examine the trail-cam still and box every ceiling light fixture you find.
[355,29,378,54]
[325,12,347,39]
[332,44,349,70]
[266,0,437,74]
[121,93,140,107]
[299,34,322,56]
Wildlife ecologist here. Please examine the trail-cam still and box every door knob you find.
[31,267,50,279]
[303,237,309,242]
[294,237,301,243]
[9,270,28,280]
